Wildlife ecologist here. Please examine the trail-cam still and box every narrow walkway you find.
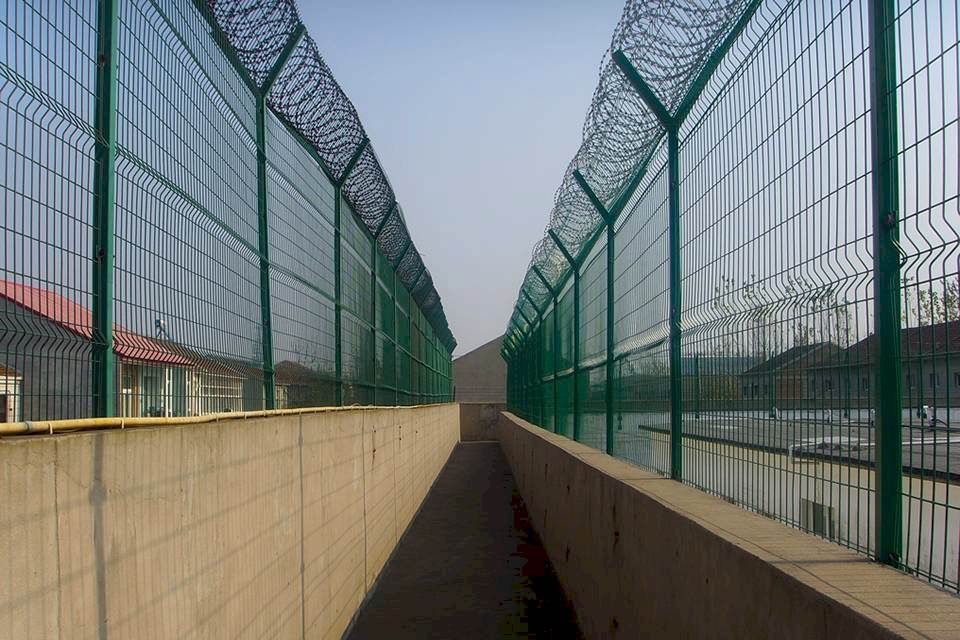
[347,442,581,639]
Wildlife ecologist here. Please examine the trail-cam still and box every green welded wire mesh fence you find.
[504,0,960,594]
[0,0,455,423]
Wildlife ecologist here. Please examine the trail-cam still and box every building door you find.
[0,394,7,422]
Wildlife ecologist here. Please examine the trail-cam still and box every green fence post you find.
[521,288,545,429]
[605,221,615,455]
[254,96,276,409]
[91,0,120,417]
[550,230,580,440]
[370,238,377,406]
[373,203,396,399]
[552,293,559,432]
[868,0,903,567]
[371,204,395,406]
[334,137,369,406]
[254,24,305,410]
[572,268,580,439]
[612,50,682,478]
[572,170,617,455]
[333,192,344,405]
[532,265,559,433]
[667,128,683,480]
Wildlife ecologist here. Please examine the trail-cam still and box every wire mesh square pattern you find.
[504,0,960,595]
[0,0,454,426]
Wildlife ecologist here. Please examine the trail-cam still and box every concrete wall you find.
[496,412,960,640]
[0,404,460,640]
[458,402,505,441]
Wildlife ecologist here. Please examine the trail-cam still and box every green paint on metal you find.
[521,289,541,322]
[371,225,378,406]
[672,0,762,125]
[869,0,902,568]
[412,264,427,291]
[393,237,412,269]
[190,0,260,95]
[334,188,344,406]
[503,0,960,595]
[552,294,559,433]
[339,136,370,185]
[612,50,683,477]
[92,0,120,418]
[573,169,611,223]
[667,128,682,479]
[550,229,580,441]
[374,201,397,238]
[612,50,673,129]
[517,305,535,334]
[572,170,616,454]
[260,23,305,96]
[271,109,339,184]
[2,0,455,423]
[531,265,559,433]
[605,223,615,456]
[256,94,276,408]
[531,265,554,297]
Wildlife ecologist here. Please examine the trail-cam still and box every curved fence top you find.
[208,0,455,351]
[504,0,753,344]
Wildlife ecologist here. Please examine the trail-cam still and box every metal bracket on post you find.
[612,49,683,479]
[572,170,617,456]
[339,137,370,188]
[255,93,276,409]
[520,287,545,427]
[334,191,343,405]
[370,214,382,406]
[411,264,427,292]
[253,24,306,410]
[333,137,370,406]
[92,0,120,417]
[374,201,397,239]
[532,265,560,434]
[393,237,412,270]
[260,24,304,96]
[550,229,580,441]
[869,0,903,567]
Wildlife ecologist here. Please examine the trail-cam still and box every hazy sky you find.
[297,1,625,356]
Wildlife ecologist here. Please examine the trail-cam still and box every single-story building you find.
[738,320,960,412]
[1,280,264,420]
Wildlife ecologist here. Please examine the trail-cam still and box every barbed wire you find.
[508,0,751,338]
[207,0,455,349]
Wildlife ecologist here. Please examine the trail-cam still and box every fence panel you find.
[0,0,455,424]
[503,0,959,593]
[895,0,960,589]
[0,0,99,421]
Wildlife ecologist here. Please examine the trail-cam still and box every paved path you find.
[346,442,581,639]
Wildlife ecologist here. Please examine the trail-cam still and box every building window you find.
[955,372,960,388]
[822,379,832,392]
[198,372,244,414]
[930,372,940,388]
[862,377,870,392]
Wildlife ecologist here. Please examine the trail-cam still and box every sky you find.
[297,0,626,356]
